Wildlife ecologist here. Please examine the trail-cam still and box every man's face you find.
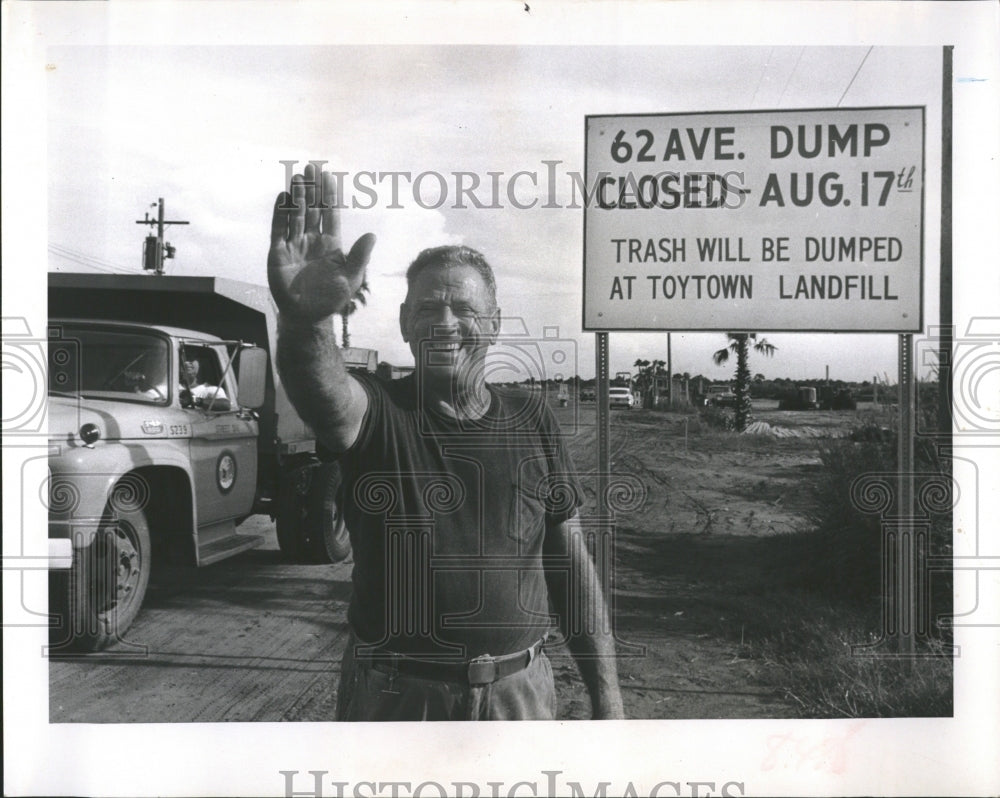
[399,264,500,389]
[182,359,199,386]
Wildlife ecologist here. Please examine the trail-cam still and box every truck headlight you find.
[79,423,101,447]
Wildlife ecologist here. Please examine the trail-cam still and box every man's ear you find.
[486,307,501,345]
[399,302,410,343]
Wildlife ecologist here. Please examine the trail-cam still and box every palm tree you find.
[712,333,776,431]
[340,279,370,349]
[632,358,665,408]
[632,359,650,408]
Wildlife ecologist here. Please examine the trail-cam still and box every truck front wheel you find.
[52,506,151,652]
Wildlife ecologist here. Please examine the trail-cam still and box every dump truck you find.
[47,272,367,651]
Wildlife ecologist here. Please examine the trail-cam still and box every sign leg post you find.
[898,332,918,662]
[855,333,938,661]
[596,332,610,522]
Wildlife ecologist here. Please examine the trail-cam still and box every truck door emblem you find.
[216,451,237,493]
[141,421,163,434]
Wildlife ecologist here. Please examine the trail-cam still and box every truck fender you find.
[52,447,197,553]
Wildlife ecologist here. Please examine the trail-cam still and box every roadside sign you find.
[583,107,924,332]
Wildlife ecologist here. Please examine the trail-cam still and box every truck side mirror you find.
[237,346,267,410]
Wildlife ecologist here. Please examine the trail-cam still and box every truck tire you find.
[51,506,152,652]
[276,465,311,562]
[302,461,352,564]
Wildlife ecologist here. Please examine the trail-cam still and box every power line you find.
[750,47,775,108]
[48,243,133,274]
[49,258,119,275]
[48,242,129,271]
[49,257,120,275]
[838,46,873,107]
[777,47,806,106]
[53,252,121,274]
[48,243,130,273]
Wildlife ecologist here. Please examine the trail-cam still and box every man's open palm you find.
[268,164,376,322]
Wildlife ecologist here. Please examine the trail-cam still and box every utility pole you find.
[938,46,953,435]
[136,197,189,275]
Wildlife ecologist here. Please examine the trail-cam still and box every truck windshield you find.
[49,326,170,405]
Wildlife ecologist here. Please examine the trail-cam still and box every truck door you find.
[181,344,258,525]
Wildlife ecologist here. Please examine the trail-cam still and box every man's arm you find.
[544,515,625,719]
[276,317,368,453]
[268,165,376,453]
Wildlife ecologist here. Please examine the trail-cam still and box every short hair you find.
[405,246,497,309]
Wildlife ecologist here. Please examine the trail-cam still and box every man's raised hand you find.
[268,164,376,323]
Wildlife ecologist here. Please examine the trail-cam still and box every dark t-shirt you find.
[337,373,583,659]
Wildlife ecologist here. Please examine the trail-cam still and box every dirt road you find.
[51,400,833,721]
[50,519,353,722]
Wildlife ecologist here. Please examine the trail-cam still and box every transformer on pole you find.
[136,197,189,275]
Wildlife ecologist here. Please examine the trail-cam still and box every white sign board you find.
[583,107,925,331]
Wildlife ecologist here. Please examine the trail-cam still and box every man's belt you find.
[365,640,544,686]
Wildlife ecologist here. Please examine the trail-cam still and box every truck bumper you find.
[1,539,74,571]
[49,539,74,569]
[48,519,103,569]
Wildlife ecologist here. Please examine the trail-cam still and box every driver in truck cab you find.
[180,353,229,408]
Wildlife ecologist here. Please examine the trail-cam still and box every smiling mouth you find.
[424,340,463,365]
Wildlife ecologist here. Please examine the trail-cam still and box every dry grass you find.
[741,405,953,717]
[740,599,953,718]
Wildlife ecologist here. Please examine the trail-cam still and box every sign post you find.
[897,333,918,658]
[596,332,611,522]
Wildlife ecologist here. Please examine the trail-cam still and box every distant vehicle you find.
[710,391,738,408]
[342,346,378,372]
[608,386,635,409]
[829,388,857,410]
[557,383,570,407]
[376,362,414,381]
[580,387,596,401]
[704,385,737,408]
[778,386,819,410]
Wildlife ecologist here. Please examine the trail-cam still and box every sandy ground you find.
[49,398,863,721]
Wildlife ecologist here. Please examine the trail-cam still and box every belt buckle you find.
[467,654,497,686]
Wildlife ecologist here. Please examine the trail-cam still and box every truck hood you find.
[48,394,187,443]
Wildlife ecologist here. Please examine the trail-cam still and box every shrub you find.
[776,418,951,608]
[660,394,699,414]
[699,404,734,431]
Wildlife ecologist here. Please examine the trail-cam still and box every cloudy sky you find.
[45,44,945,382]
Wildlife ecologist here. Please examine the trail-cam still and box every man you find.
[180,354,228,408]
[269,164,623,721]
